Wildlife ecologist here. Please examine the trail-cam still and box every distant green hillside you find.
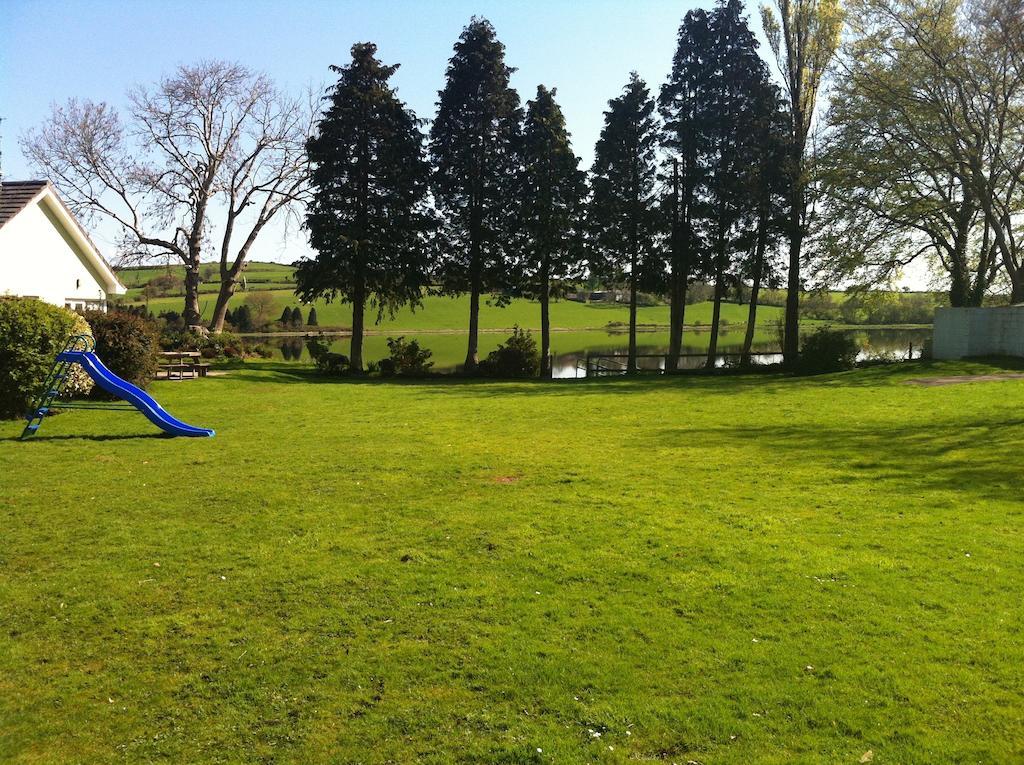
[123,290,783,332]
[118,262,296,297]
[116,262,786,331]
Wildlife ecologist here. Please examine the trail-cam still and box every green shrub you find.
[280,306,293,324]
[291,307,304,328]
[231,305,253,332]
[799,327,859,374]
[306,337,349,375]
[307,307,319,327]
[83,310,160,392]
[382,336,433,377]
[0,299,95,418]
[479,326,540,378]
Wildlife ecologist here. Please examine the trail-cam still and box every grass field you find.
[2,359,1023,763]
[116,260,785,331]
[118,262,296,292]
[125,290,783,333]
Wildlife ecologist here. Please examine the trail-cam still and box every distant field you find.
[123,289,783,332]
[117,262,295,289]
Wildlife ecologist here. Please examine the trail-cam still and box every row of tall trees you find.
[299,5,813,374]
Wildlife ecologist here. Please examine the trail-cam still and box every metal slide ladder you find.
[20,334,129,440]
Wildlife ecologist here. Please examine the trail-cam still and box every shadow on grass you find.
[651,417,1024,501]
[3,432,171,443]
[216,357,1024,398]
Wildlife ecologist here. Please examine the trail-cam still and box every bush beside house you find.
[83,310,160,392]
[0,299,94,419]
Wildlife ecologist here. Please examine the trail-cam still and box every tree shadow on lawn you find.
[222,357,1024,397]
[233,364,794,396]
[650,417,1024,502]
[1,432,171,443]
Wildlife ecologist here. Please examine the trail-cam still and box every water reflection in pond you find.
[250,327,932,378]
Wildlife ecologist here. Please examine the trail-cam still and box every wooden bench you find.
[159,362,210,379]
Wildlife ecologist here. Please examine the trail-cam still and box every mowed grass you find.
[118,262,296,290]
[125,290,784,332]
[2,361,1023,763]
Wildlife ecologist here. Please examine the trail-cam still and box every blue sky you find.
[2,0,747,177]
[1,0,780,266]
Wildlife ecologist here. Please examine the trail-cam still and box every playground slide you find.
[59,350,215,438]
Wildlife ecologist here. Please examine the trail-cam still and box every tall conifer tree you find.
[430,18,523,373]
[296,43,433,371]
[660,9,714,371]
[702,0,777,365]
[589,73,659,374]
[518,85,586,378]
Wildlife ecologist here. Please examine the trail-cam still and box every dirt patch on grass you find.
[905,373,1024,387]
[492,475,521,484]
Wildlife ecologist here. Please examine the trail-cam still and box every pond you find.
[248,326,932,378]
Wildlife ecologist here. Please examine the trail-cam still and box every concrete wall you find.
[933,306,1024,359]
[0,197,109,310]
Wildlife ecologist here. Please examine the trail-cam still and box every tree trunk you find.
[465,277,481,373]
[350,276,366,372]
[540,255,551,379]
[628,254,638,374]
[668,279,682,371]
[667,159,684,372]
[742,208,769,365]
[707,248,725,368]
[783,178,803,366]
[1012,281,1024,305]
[210,276,238,333]
[948,196,975,307]
[183,261,203,328]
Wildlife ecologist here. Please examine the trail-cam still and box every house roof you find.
[0,180,49,229]
[0,180,126,295]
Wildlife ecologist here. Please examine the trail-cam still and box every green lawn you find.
[125,290,783,332]
[3,360,1023,763]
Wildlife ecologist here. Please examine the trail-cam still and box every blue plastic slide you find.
[57,350,215,438]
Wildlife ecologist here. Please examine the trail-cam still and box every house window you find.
[76,278,80,289]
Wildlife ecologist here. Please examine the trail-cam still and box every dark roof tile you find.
[0,180,49,229]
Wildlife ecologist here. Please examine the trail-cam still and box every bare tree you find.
[22,61,310,330]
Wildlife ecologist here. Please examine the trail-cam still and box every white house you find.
[0,180,125,311]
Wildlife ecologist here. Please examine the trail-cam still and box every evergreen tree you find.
[430,18,523,372]
[659,8,714,370]
[233,304,253,332]
[307,306,319,326]
[296,43,434,371]
[739,86,790,364]
[589,73,659,373]
[291,306,304,328]
[702,0,776,365]
[518,85,586,378]
[280,306,293,325]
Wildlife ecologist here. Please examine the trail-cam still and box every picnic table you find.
[158,351,208,380]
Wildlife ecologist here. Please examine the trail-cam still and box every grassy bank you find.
[2,360,1023,762]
